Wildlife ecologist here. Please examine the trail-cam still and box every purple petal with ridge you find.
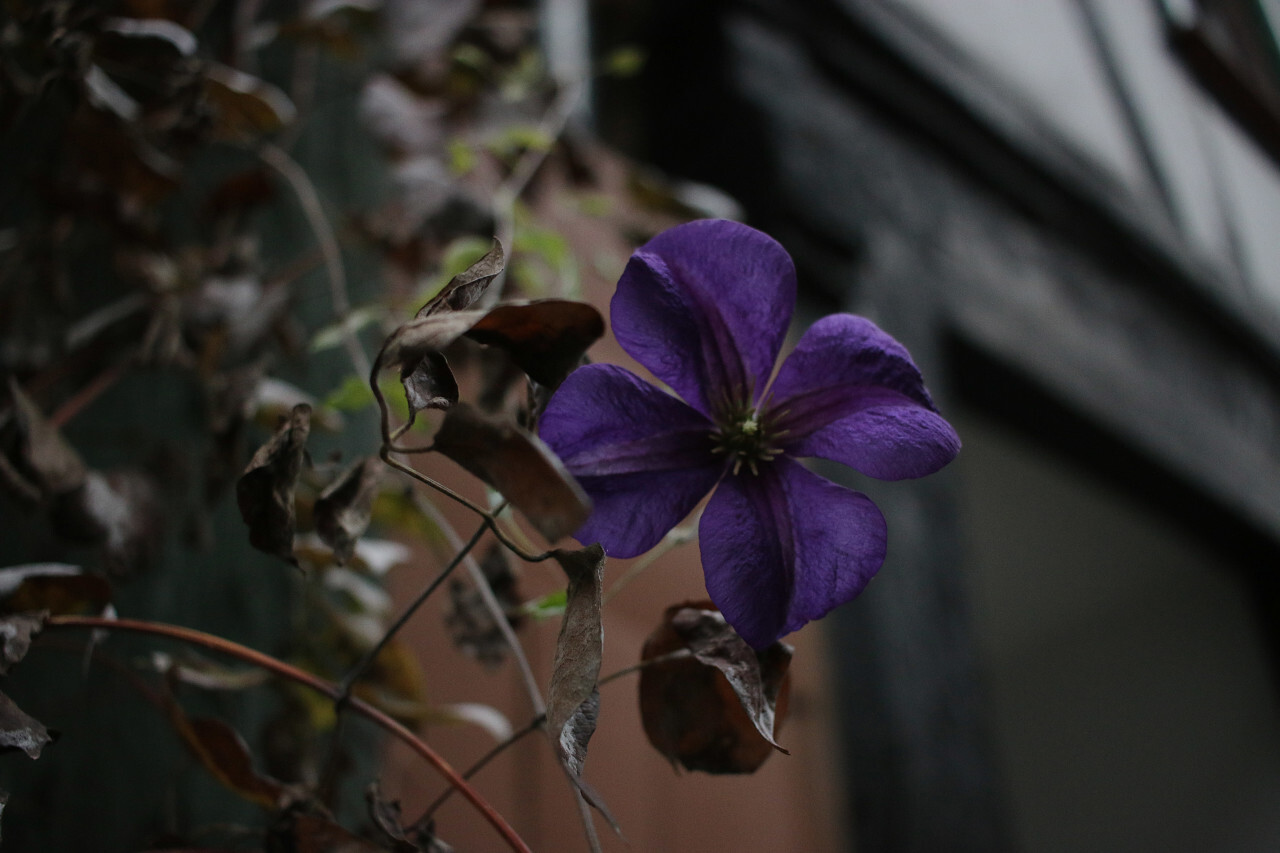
[768,314,960,480]
[699,457,886,649]
[611,220,796,417]
[539,363,722,557]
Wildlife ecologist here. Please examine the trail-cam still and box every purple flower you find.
[538,220,960,648]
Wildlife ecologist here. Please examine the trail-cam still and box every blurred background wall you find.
[584,0,1280,850]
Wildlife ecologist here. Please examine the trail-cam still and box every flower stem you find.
[45,615,531,853]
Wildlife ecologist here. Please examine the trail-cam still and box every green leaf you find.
[447,138,477,176]
[309,304,386,353]
[521,589,566,620]
[321,375,375,413]
[602,46,646,78]
[484,124,553,164]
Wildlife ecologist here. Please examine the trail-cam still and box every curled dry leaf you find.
[546,545,603,775]
[0,612,47,675]
[1,378,87,506]
[49,468,162,576]
[375,240,603,425]
[445,543,522,668]
[2,574,112,618]
[417,240,504,317]
[639,602,793,774]
[203,63,297,140]
[236,404,311,564]
[275,808,388,853]
[168,704,286,809]
[465,301,603,389]
[393,241,503,418]
[0,691,54,760]
[431,403,590,543]
[367,781,430,853]
[314,457,383,564]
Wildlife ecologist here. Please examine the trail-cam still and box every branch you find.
[45,615,531,853]
[259,143,371,380]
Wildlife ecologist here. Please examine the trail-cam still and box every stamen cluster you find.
[710,399,785,476]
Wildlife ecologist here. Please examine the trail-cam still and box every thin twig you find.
[46,615,532,853]
[259,143,371,380]
[416,714,544,823]
[49,356,133,429]
[337,517,489,699]
[597,649,693,688]
[413,495,545,713]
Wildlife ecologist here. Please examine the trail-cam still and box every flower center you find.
[710,405,785,476]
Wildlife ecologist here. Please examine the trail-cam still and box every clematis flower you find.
[538,220,960,648]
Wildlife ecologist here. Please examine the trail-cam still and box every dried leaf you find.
[431,403,590,543]
[0,690,54,759]
[639,602,792,774]
[50,469,162,575]
[0,564,80,599]
[465,300,603,389]
[1,572,112,618]
[545,545,618,829]
[314,457,383,564]
[546,545,603,776]
[168,708,285,808]
[416,241,504,317]
[445,544,522,668]
[431,702,512,742]
[204,63,297,139]
[2,378,87,504]
[367,782,427,853]
[236,404,311,564]
[0,612,46,675]
[401,350,459,415]
[99,16,198,57]
[353,640,429,726]
[386,242,504,418]
[148,651,271,691]
[285,810,387,853]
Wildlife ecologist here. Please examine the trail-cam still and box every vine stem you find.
[259,142,371,381]
[45,615,531,853]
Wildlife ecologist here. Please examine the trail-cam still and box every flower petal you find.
[611,220,796,417]
[699,457,886,648]
[769,314,960,480]
[539,364,722,558]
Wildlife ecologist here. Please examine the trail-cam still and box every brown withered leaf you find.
[401,350,459,416]
[0,690,54,759]
[431,403,590,543]
[547,545,601,768]
[204,63,297,140]
[2,378,87,505]
[236,404,311,564]
[0,612,46,675]
[546,546,604,757]
[545,545,618,829]
[367,782,426,853]
[466,301,603,389]
[314,457,383,564]
[445,544,523,668]
[639,602,792,774]
[288,811,389,853]
[1,573,112,618]
[49,469,162,575]
[417,241,504,317]
[168,706,286,808]
[390,242,504,419]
